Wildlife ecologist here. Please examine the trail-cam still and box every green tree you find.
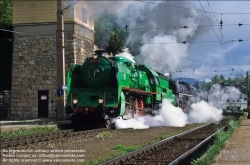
[205,73,249,94]
[210,75,220,84]
[105,33,124,55]
[94,14,128,55]
[205,74,227,90]
[0,0,12,28]
[219,74,226,82]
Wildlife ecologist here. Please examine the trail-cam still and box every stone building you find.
[10,1,94,119]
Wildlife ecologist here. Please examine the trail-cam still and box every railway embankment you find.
[213,114,250,165]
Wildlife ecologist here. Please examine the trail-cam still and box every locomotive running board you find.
[122,87,156,95]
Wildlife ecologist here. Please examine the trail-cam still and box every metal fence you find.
[0,90,10,120]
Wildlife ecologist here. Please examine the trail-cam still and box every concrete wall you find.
[223,93,248,111]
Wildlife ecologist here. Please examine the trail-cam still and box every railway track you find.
[99,116,239,165]
[0,128,110,149]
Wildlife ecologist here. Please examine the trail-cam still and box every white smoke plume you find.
[115,99,187,129]
[124,1,200,72]
[115,98,223,129]
[116,48,135,63]
[80,1,204,73]
[137,34,188,72]
[115,84,241,129]
[187,101,223,124]
[207,84,241,110]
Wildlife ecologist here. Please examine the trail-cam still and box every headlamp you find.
[73,99,78,104]
[93,54,98,59]
[99,98,104,104]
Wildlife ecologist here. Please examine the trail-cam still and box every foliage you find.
[213,75,226,83]
[0,0,12,28]
[0,126,60,138]
[94,14,128,55]
[204,74,225,90]
[105,33,124,55]
[204,74,249,92]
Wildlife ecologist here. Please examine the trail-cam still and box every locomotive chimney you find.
[94,50,106,57]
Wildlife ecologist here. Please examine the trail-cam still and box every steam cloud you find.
[116,48,135,63]
[81,1,204,73]
[115,84,240,129]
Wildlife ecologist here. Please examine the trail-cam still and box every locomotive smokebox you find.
[94,50,106,57]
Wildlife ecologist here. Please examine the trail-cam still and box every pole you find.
[247,72,249,108]
[56,0,65,120]
[203,79,205,91]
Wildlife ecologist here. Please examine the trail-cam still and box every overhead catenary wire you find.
[137,0,248,79]
[139,0,250,15]
[207,1,232,70]
[0,28,94,43]
[199,1,231,72]
[5,1,250,78]
[2,28,250,74]
[127,23,250,31]
[138,39,249,44]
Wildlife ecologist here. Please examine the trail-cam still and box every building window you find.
[244,98,247,101]
[82,8,87,23]
[226,99,229,102]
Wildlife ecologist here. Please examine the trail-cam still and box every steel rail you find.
[169,115,240,165]
[98,116,240,165]
[98,123,211,165]
[169,124,228,165]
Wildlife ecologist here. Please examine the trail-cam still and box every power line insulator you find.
[239,39,243,42]
[182,41,186,44]
[125,24,128,32]
[238,23,243,26]
[220,20,223,25]
[220,19,223,30]
[182,26,189,29]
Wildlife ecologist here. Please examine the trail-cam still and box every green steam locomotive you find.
[65,50,176,128]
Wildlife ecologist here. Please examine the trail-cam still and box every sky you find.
[84,0,250,82]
